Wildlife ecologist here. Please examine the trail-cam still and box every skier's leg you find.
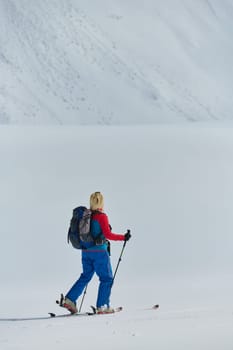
[66,252,94,302]
[94,250,113,308]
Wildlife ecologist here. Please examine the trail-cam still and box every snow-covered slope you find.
[1,0,233,124]
[0,124,233,349]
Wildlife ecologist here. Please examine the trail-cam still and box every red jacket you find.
[92,211,125,241]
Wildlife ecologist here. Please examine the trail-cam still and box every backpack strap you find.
[90,210,107,245]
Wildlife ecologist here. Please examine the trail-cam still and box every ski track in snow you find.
[152,63,219,121]
[1,0,233,124]
[0,1,161,124]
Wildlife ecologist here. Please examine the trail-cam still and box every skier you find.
[62,191,131,314]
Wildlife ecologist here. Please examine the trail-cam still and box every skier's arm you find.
[98,214,125,241]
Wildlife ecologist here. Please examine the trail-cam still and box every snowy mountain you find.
[1,0,233,124]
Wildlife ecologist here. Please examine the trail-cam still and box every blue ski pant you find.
[66,250,113,308]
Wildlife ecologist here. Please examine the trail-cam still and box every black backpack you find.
[67,206,105,249]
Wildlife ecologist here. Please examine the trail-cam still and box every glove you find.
[124,229,131,241]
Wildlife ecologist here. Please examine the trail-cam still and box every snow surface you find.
[1,124,233,349]
[1,0,233,124]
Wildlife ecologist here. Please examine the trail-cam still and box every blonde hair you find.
[90,192,104,211]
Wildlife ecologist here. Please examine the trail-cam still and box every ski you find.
[0,304,157,322]
[49,306,123,318]
[49,304,158,318]
[0,307,123,322]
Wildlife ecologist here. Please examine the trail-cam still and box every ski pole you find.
[79,285,88,313]
[112,230,130,286]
